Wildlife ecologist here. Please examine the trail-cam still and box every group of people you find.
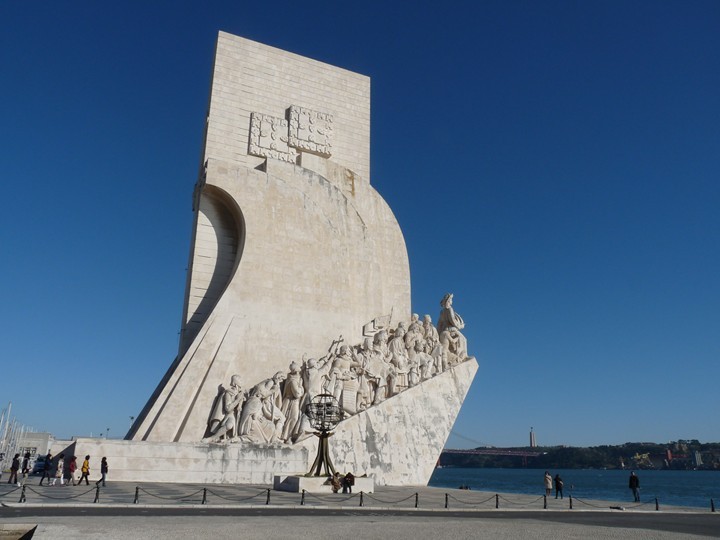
[543,471,565,499]
[543,470,642,502]
[207,294,473,445]
[5,452,32,486]
[329,471,355,494]
[35,452,109,487]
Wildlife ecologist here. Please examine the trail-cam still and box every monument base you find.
[273,474,375,493]
[53,360,476,486]
[57,439,310,484]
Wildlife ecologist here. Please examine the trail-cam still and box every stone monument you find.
[70,32,478,486]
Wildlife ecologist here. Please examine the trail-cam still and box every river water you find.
[429,467,720,509]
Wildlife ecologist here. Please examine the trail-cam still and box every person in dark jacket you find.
[7,454,20,485]
[21,452,31,484]
[39,453,53,486]
[629,471,640,502]
[96,457,108,487]
[342,472,355,494]
[554,474,564,499]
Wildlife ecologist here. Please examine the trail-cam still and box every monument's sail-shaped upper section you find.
[129,33,412,443]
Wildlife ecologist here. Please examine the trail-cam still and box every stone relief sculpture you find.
[287,105,333,157]
[237,371,287,443]
[206,294,474,445]
[437,293,469,365]
[280,361,304,442]
[248,112,297,163]
[206,375,245,440]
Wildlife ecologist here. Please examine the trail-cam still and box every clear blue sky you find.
[2,1,718,448]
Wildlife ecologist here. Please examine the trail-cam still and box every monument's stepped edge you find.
[72,359,476,485]
[120,31,477,486]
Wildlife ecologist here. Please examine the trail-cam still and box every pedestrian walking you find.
[7,454,20,485]
[51,454,65,486]
[629,471,640,502]
[78,455,91,485]
[39,453,52,486]
[66,456,77,486]
[21,452,31,485]
[96,457,108,487]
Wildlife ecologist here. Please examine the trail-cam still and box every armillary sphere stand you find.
[305,393,342,476]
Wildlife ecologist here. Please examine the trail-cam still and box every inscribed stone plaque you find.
[288,105,333,157]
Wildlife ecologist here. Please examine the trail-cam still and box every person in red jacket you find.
[66,456,77,486]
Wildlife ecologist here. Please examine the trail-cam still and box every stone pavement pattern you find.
[2,515,714,540]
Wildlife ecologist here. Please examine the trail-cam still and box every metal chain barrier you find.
[3,482,714,511]
[305,491,358,506]
[496,494,546,508]
[136,487,206,502]
[572,496,657,510]
[445,492,497,507]
[0,486,21,498]
[362,492,418,505]
[22,485,97,501]
[204,488,268,503]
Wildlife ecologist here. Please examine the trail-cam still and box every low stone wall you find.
[71,439,310,485]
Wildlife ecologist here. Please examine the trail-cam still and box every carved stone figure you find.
[437,293,469,361]
[206,303,473,446]
[207,374,245,440]
[422,314,440,352]
[280,361,305,442]
[353,338,374,411]
[412,340,435,381]
[238,371,286,443]
[364,330,395,403]
[404,315,424,353]
[324,345,360,416]
[389,327,410,391]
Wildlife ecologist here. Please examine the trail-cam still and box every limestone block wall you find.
[205,32,370,184]
[71,439,309,484]
[131,157,411,443]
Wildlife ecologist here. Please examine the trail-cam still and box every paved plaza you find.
[1,482,718,539]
